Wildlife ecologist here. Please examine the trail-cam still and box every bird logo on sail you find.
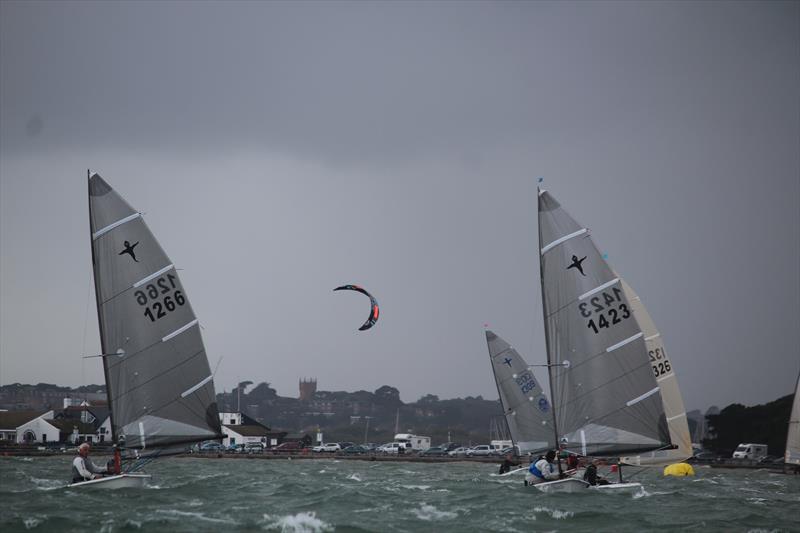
[503,357,513,367]
[567,255,586,276]
[119,240,140,262]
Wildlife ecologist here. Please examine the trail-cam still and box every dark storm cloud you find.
[1,1,798,411]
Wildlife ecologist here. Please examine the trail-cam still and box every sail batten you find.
[89,173,222,450]
[133,264,175,288]
[93,212,142,239]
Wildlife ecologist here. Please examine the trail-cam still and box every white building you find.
[15,411,57,444]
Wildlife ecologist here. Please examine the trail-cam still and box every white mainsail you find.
[89,172,223,451]
[618,278,692,466]
[486,329,554,455]
[786,372,800,465]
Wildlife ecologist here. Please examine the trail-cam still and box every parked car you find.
[690,451,717,462]
[273,441,303,452]
[312,443,342,453]
[466,445,494,457]
[377,442,407,455]
[338,442,355,450]
[244,442,265,453]
[447,446,469,457]
[343,445,370,455]
[199,441,225,452]
[419,445,449,457]
[226,443,246,453]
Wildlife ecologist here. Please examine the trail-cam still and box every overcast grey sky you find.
[1,1,798,412]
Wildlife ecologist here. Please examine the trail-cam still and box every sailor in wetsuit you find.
[72,443,108,483]
[498,452,520,475]
[525,450,561,485]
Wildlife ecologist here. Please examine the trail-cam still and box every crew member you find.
[526,450,561,485]
[498,452,520,475]
[72,443,107,483]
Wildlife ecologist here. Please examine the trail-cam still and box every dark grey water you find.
[1,456,798,532]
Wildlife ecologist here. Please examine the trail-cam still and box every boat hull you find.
[532,477,642,494]
[533,478,591,493]
[68,473,150,489]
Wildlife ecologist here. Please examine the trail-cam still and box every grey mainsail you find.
[786,372,800,465]
[538,188,671,456]
[89,173,222,449]
[618,278,692,466]
[486,329,554,455]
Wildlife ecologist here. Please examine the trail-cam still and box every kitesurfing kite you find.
[333,284,379,331]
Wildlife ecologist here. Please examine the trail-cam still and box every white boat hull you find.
[68,473,151,489]
[495,466,527,477]
[532,477,642,494]
[590,482,642,493]
[533,478,591,493]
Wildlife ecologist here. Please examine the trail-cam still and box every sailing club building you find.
[219,412,287,447]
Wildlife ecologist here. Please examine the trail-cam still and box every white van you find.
[394,433,431,451]
[732,443,768,460]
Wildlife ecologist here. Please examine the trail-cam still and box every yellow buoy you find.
[663,462,695,477]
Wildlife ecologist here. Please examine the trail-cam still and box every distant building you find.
[0,411,49,442]
[218,411,285,447]
[299,378,317,402]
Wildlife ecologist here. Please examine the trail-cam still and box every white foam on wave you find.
[347,473,362,482]
[400,484,430,491]
[533,506,573,520]
[155,509,237,525]
[261,511,334,532]
[23,517,43,529]
[29,477,62,491]
[411,504,458,521]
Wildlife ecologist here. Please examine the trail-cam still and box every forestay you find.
[618,278,692,466]
[786,372,800,465]
[89,173,223,449]
[486,330,554,455]
[538,189,670,456]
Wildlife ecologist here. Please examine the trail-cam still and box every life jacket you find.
[529,462,545,479]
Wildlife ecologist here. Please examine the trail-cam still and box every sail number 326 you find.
[578,288,631,334]
[650,347,672,377]
[133,273,186,322]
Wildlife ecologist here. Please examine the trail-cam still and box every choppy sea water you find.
[1,456,798,532]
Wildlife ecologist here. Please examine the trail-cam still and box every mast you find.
[537,187,561,451]
[88,169,118,447]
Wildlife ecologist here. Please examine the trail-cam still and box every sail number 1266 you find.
[133,274,186,322]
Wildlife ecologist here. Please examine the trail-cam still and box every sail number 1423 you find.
[578,288,631,334]
[133,274,186,322]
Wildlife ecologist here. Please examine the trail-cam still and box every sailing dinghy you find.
[530,187,673,493]
[618,278,692,467]
[785,372,800,469]
[69,172,224,489]
[486,329,554,476]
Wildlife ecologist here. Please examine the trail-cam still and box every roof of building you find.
[48,419,97,434]
[0,410,47,429]
[284,433,312,441]
[223,424,272,437]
